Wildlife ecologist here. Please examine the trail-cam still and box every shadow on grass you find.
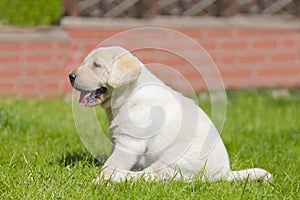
[58,151,107,167]
[59,151,147,172]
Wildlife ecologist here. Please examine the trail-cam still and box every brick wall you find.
[0,17,299,97]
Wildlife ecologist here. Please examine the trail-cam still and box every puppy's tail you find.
[226,168,272,182]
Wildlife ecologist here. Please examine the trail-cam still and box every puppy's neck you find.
[101,79,138,123]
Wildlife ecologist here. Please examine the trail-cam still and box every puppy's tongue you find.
[79,91,92,106]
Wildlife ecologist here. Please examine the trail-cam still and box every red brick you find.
[63,66,73,74]
[17,82,36,89]
[201,42,217,50]
[221,41,247,49]
[54,54,67,62]
[271,53,298,62]
[180,28,203,38]
[0,55,21,62]
[42,68,63,76]
[181,72,202,79]
[84,43,98,52]
[0,86,15,96]
[277,79,300,87]
[221,56,236,64]
[205,29,233,38]
[102,29,127,38]
[221,69,252,78]
[40,82,59,89]
[239,55,265,63]
[0,82,13,88]
[69,43,81,51]
[127,31,162,40]
[24,68,39,76]
[280,39,295,46]
[24,42,53,50]
[52,41,70,49]
[237,29,277,37]
[38,82,64,98]
[160,42,189,51]
[0,69,20,77]
[0,42,23,51]
[139,57,157,64]
[26,54,51,62]
[67,28,101,38]
[64,80,73,91]
[252,40,277,48]
[257,67,300,76]
[160,59,188,68]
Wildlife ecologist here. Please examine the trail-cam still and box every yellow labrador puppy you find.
[69,46,271,183]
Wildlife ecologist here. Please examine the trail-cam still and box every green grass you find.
[0,89,299,199]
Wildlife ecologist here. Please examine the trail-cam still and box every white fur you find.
[71,46,272,183]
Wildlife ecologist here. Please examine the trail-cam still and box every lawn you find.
[0,89,299,199]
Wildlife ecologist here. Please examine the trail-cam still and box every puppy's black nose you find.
[69,71,77,86]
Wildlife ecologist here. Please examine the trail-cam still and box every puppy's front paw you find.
[92,169,114,184]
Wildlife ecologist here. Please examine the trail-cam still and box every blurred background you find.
[62,0,300,17]
[1,2,299,199]
[0,0,299,97]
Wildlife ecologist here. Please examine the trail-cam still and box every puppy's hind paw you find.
[260,171,272,182]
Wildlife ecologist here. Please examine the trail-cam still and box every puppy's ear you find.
[108,53,141,88]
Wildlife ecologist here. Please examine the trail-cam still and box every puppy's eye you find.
[93,62,101,68]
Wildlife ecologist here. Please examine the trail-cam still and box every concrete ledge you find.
[61,16,300,30]
[0,26,68,41]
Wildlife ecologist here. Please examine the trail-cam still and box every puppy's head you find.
[69,46,141,107]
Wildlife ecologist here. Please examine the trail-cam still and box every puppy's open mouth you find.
[78,87,108,106]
